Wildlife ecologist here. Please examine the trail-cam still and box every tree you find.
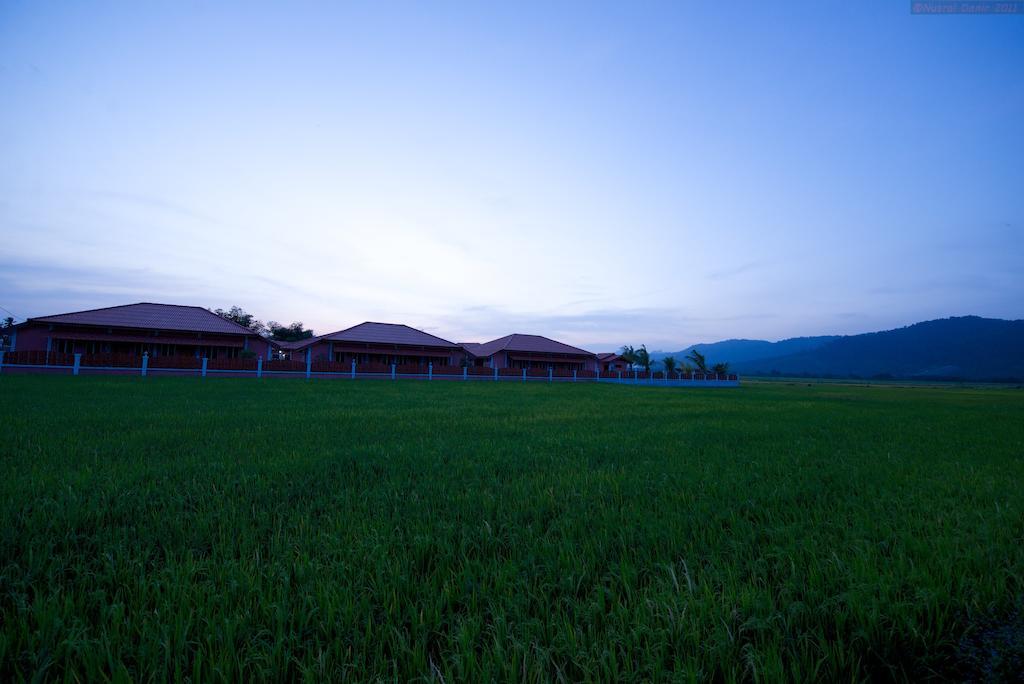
[662,355,677,374]
[267,321,314,342]
[619,345,636,368]
[1,316,12,350]
[634,344,651,372]
[711,361,730,375]
[214,306,266,335]
[685,348,708,373]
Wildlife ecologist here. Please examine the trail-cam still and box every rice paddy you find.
[1,376,1022,681]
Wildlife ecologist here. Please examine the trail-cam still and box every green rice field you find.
[1,376,1022,681]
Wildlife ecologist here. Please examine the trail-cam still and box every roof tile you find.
[466,334,594,358]
[321,322,459,348]
[29,303,258,335]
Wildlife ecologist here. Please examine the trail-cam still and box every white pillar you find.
[202,357,208,378]
[428,362,433,380]
[351,360,356,379]
[257,356,263,379]
[141,353,149,377]
[463,366,467,381]
[306,353,312,379]
[391,363,396,380]
[573,369,577,382]
[73,353,81,376]
[0,350,4,374]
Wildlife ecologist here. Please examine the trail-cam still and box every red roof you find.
[290,322,459,350]
[596,352,624,361]
[275,338,319,350]
[465,334,595,358]
[26,303,259,336]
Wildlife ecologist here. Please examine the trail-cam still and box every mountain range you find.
[650,316,1024,381]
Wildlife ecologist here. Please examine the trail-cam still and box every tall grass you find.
[1,377,1022,680]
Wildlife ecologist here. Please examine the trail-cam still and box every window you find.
[54,339,75,354]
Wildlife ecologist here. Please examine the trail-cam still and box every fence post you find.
[351,360,356,379]
[633,370,637,381]
[257,356,263,379]
[618,370,622,381]
[0,350,4,374]
[428,362,433,381]
[141,353,149,377]
[548,368,552,383]
[648,369,652,383]
[202,357,208,378]
[463,366,467,381]
[306,353,312,379]
[391,363,396,380]
[573,369,577,382]
[493,366,498,382]
[73,353,81,376]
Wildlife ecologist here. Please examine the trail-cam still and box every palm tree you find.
[619,345,636,369]
[635,344,651,372]
[711,362,730,375]
[685,348,708,373]
[662,355,677,374]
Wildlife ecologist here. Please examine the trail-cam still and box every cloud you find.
[0,258,212,319]
[428,305,779,350]
[867,272,1005,296]
[706,260,766,281]
[89,190,229,228]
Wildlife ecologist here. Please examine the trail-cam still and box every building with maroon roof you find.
[284,322,466,366]
[10,303,275,360]
[273,339,311,359]
[462,334,597,371]
[596,352,630,373]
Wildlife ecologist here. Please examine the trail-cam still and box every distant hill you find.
[731,316,1024,381]
[651,336,838,365]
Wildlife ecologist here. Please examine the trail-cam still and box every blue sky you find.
[1,1,1021,350]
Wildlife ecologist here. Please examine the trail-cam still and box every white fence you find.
[0,352,741,387]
